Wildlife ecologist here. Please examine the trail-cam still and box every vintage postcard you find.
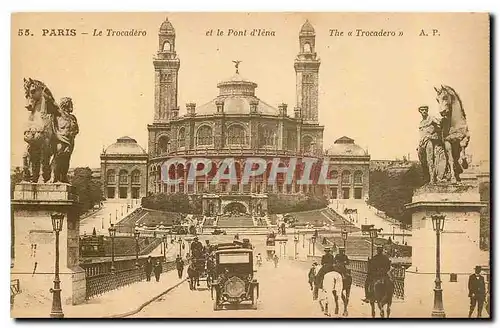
[10,12,490,319]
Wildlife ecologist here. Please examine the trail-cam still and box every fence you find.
[84,256,177,299]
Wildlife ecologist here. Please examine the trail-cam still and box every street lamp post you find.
[431,214,446,318]
[108,224,116,273]
[283,241,287,258]
[369,228,379,258]
[49,213,65,318]
[341,229,348,250]
[178,238,183,257]
[401,223,406,244]
[294,235,299,259]
[162,235,167,260]
[134,227,140,269]
[311,236,316,256]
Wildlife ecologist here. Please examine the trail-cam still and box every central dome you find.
[196,72,280,115]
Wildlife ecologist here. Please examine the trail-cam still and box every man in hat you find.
[363,245,391,303]
[314,247,335,300]
[334,246,350,274]
[190,236,203,258]
[468,265,486,318]
[308,262,318,291]
[321,247,335,266]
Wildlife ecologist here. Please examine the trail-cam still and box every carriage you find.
[211,244,259,310]
[265,233,276,261]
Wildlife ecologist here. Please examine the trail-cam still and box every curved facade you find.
[101,18,371,212]
[146,18,326,215]
[100,136,148,199]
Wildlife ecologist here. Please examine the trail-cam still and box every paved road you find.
[80,199,139,235]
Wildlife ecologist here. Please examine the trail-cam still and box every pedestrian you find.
[273,254,279,268]
[176,254,185,279]
[468,265,486,318]
[154,260,163,282]
[144,256,153,282]
[308,262,318,290]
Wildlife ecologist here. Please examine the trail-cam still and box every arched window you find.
[303,42,311,53]
[162,41,171,52]
[131,170,140,184]
[157,135,170,154]
[259,126,275,147]
[341,170,351,184]
[227,124,246,145]
[177,127,186,147]
[302,135,314,153]
[119,169,128,184]
[106,169,116,184]
[354,170,363,184]
[329,170,339,184]
[196,125,213,146]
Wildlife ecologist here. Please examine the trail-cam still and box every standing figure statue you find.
[435,85,470,183]
[51,97,79,183]
[417,106,447,183]
[21,78,79,183]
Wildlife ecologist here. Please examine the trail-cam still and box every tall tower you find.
[294,20,320,123]
[153,17,180,122]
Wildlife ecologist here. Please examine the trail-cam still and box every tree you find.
[70,167,103,213]
[368,163,425,225]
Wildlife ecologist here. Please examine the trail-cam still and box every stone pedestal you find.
[11,183,86,307]
[404,183,487,317]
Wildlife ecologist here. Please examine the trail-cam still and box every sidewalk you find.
[11,268,186,318]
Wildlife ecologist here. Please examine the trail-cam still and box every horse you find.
[369,276,394,318]
[434,84,470,183]
[187,264,200,290]
[319,269,352,317]
[22,78,59,183]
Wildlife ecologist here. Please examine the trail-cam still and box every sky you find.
[11,12,490,168]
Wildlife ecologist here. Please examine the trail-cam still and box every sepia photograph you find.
[9,12,490,319]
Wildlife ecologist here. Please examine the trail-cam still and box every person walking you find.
[308,262,318,290]
[273,254,279,268]
[175,254,185,279]
[154,260,163,282]
[144,256,153,282]
[468,265,486,318]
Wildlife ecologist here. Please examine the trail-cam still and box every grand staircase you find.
[217,214,255,228]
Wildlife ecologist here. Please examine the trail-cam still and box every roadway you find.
[130,234,382,318]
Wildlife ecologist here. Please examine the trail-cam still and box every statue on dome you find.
[232,60,242,74]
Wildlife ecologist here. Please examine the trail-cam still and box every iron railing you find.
[84,258,177,299]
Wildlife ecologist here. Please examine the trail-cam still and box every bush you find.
[141,192,202,214]
[268,193,328,214]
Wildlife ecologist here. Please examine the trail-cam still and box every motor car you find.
[211,245,259,310]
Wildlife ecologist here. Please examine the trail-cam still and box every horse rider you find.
[314,247,335,300]
[363,245,391,303]
[190,236,203,258]
[203,239,211,255]
[334,246,350,275]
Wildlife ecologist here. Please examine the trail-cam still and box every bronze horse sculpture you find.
[434,84,470,183]
[22,78,79,184]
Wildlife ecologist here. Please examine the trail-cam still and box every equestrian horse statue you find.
[434,84,470,183]
[21,78,79,184]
